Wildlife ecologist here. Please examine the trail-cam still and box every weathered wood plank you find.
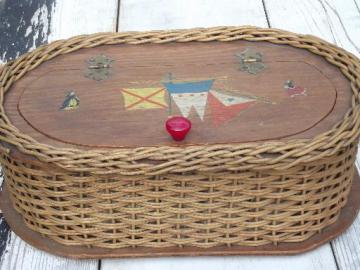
[118,0,268,31]
[264,1,360,269]
[0,169,10,259]
[264,0,360,57]
[0,0,55,63]
[0,0,118,268]
[0,0,54,258]
[102,245,337,270]
[332,213,360,270]
[0,215,11,262]
[0,0,54,260]
[0,232,98,270]
[48,0,118,41]
[329,150,360,270]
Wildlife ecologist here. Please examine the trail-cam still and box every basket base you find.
[1,171,359,259]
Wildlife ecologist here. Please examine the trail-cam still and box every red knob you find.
[166,116,192,141]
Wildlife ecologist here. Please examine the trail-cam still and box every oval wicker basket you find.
[0,26,359,250]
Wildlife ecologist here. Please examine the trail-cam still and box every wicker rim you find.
[0,26,359,175]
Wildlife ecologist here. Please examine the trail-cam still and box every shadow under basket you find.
[0,26,360,258]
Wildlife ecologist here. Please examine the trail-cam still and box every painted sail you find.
[209,90,256,126]
[171,92,208,120]
[210,90,255,106]
[163,79,214,120]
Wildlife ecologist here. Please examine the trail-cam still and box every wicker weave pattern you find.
[2,144,356,248]
[0,26,359,248]
[0,27,359,176]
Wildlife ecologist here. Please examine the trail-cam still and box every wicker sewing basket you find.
[0,26,360,258]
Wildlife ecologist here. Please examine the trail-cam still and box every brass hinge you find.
[85,55,114,81]
[236,48,265,75]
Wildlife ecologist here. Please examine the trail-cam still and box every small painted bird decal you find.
[60,91,80,110]
[284,80,307,98]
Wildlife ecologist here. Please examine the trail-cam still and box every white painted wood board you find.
[265,1,360,269]
[118,0,268,31]
[0,0,118,269]
[0,233,98,270]
[264,0,360,57]
[102,245,337,270]
[48,0,118,41]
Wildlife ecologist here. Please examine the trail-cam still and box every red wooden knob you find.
[166,116,192,141]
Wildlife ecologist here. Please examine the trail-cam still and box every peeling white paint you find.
[24,26,32,37]
[0,230,11,264]
[0,1,54,64]
[0,52,5,64]
[28,3,50,51]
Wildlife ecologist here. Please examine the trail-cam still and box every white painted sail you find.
[210,90,254,106]
[171,92,208,120]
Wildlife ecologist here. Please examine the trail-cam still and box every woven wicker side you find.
[1,143,356,249]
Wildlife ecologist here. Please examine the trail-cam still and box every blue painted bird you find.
[60,91,80,110]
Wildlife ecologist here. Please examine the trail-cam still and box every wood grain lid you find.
[4,40,351,149]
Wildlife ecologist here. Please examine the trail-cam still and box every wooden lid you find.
[4,41,351,149]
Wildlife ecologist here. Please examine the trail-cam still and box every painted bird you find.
[284,80,307,98]
[60,91,80,110]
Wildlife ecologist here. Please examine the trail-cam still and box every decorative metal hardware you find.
[85,54,113,81]
[60,91,80,110]
[236,48,265,75]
